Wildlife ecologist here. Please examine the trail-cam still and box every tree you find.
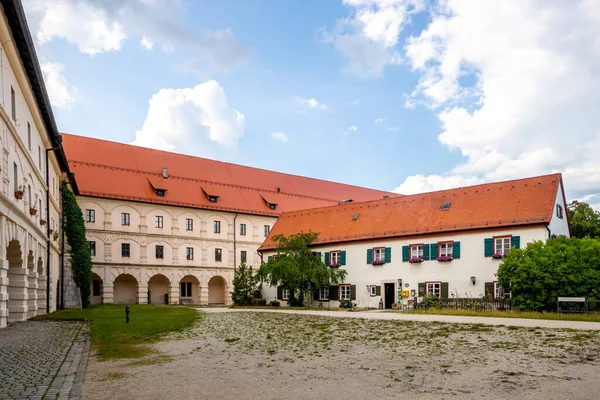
[63,187,93,308]
[568,200,600,238]
[497,236,600,311]
[257,232,347,306]
[231,262,262,306]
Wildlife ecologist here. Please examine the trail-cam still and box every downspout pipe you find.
[46,137,62,313]
[233,213,238,272]
[546,223,552,240]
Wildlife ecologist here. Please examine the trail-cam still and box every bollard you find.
[125,304,130,324]
[379,298,383,310]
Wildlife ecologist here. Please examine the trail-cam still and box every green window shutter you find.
[418,283,425,296]
[441,282,449,299]
[340,251,346,265]
[453,241,461,259]
[316,252,321,261]
[324,252,330,265]
[484,238,493,257]
[485,282,494,297]
[430,243,438,259]
[329,286,339,300]
[277,286,282,300]
[402,246,409,262]
[376,285,381,296]
[384,247,391,263]
[350,285,357,300]
[268,256,273,262]
[423,244,430,261]
[366,249,373,264]
[511,236,520,249]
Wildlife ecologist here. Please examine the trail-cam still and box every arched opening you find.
[6,239,28,322]
[113,274,138,304]
[26,251,38,318]
[148,274,170,305]
[91,272,103,305]
[208,275,226,305]
[179,275,200,304]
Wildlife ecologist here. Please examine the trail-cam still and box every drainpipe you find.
[545,223,552,239]
[45,137,62,313]
[233,213,238,272]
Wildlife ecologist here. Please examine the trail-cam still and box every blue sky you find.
[23,0,600,209]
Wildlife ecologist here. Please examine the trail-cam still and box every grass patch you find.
[402,309,600,322]
[100,372,127,381]
[127,355,174,367]
[34,304,199,360]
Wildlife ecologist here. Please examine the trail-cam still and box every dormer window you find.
[155,189,165,197]
[148,178,167,197]
[268,202,277,210]
[208,195,218,203]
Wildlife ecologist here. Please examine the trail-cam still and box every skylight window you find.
[441,202,451,210]
[353,213,360,221]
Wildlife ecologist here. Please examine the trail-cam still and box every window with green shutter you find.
[367,248,373,264]
[350,285,356,301]
[384,247,391,263]
[453,241,461,259]
[418,282,425,296]
[511,236,520,249]
[324,252,330,266]
[441,282,449,299]
[402,246,409,262]
[340,251,346,265]
[484,282,494,297]
[329,286,339,300]
[484,238,493,257]
[375,285,381,296]
[430,243,438,259]
[423,244,430,260]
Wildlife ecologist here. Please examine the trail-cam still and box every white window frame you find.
[85,209,95,223]
[186,218,193,231]
[330,251,341,265]
[340,285,351,301]
[214,220,221,234]
[155,215,163,228]
[495,237,511,254]
[439,242,453,257]
[370,285,377,296]
[426,282,441,297]
[410,245,424,258]
[186,247,194,260]
[121,213,130,226]
[240,223,247,236]
[282,288,290,300]
[215,248,222,262]
[88,241,96,256]
[373,248,385,261]
[319,287,329,301]
[493,281,507,299]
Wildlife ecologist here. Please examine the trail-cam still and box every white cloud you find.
[374,117,387,124]
[297,97,328,111]
[323,0,424,76]
[393,174,484,194]
[271,131,289,143]
[140,37,154,50]
[132,80,245,154]
[343,125,358,135]
[393,0,600,202]
[40,61,77,108]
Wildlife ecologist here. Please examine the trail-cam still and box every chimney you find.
[161,168,168,178]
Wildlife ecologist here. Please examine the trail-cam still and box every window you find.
[426,282,441,297]
[556,204,563,219]
[215,248,222,262]
[121,243,130,257]
[264,225,270,237]
[494,237,511,255]
[92,280,101,297]
[10,86,15,120]
[155,216,163,228]
[155,189,165,197]
[186,218,193,231]
[208,195,218,203]
[439,242,453,257]
[374,247,385,261]
[180,282,192,297]
[240,250,247,263]
[121,213,130,226]
[331,251,341,266]
[186,247,194,260]
[156,245,164,259]
[494,282,508,299]
[340,285,351,301]
[13,162,18,193]
[240,223,246,236]
[85,209,95,223]
[282,288,290,300]
[319,287,329,301]
[370,285,377,296]
[214,220,221,234]
[27,122,31,150]
[88,241,96,256]
[410,245,424,259]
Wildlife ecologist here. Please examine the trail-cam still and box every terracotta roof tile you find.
[62,133,396,215]
[259,174,564,250]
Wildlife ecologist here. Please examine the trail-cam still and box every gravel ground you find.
[83,311,600,400]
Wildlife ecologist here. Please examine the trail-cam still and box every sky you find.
[22,0,600,210]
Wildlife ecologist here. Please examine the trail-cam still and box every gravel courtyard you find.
[84,311,600,400]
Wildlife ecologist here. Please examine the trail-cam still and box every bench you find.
[556,297,588,313]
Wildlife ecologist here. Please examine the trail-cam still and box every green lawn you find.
[402,308,600,322]
[34,304,200,359]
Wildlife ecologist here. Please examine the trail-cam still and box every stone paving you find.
[0,320,90,400]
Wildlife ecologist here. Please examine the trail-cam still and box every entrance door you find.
[384,283,395,309]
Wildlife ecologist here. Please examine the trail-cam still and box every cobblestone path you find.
[0,321,90,400]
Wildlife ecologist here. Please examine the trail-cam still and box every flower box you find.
[329,262,340,268]
[14,191,24,199]
[29,208,37,216]
[372,259,386,265]
[436,255,453,262]
[408,257,423,263]
[492,252,507,259]
[40,219,46,226]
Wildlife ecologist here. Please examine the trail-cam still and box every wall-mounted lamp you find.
[470,276,476,285]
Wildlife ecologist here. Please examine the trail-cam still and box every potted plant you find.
[492,252,507,259]
[39,219,46,226]
[391,302,398,310]
[372,259,385,265]
[53,232,59,241]
[409,257,424,263]
[14,186,24,199]
[436,255,453,262]
[329,262,341,268]
[29,206,37,216]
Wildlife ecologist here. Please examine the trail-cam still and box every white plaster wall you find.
[548,181,571,237]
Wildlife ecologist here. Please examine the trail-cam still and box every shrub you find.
[268,300,281,307]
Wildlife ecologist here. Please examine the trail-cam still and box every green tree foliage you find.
[63,188,93,308]
[231,262,262,306]
[257,232,347,306]
[568,200,600,238]
[497,236,600,311]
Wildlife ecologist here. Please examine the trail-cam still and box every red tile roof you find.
[61,133,396,216]
[259,174,564,250]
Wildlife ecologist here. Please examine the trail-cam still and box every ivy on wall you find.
[63,187,92,308]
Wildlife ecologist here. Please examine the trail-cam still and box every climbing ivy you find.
[63,187,92,308]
